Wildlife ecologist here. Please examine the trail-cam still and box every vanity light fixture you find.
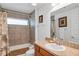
[51,3,59,7]
[32,3,37,6]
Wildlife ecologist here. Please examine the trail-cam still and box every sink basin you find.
[45,43,65,51]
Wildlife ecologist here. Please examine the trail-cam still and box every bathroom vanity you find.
[35,39,79,56]
[35,44,56,56]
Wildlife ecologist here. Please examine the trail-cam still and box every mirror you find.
[51,4,79,44]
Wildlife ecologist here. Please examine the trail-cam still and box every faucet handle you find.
[61,38,63,40]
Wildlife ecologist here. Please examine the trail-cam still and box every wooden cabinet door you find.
[35,44,56,56]
[39,48,52,56]
[35,44,40,56]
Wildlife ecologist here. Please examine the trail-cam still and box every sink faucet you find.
[59,38,63,45]
[55,37,63,45]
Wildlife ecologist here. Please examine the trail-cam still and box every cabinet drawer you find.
[39,48,52,56]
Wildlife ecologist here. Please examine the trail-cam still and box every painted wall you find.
[54,7,79,44]
[35,4,52,41]
[34,4,73,41]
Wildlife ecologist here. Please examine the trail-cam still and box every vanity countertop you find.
[35,40,79,56]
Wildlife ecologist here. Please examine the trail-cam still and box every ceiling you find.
[0,3,52,14]
[0,3,71,14]
[0,3,35,14]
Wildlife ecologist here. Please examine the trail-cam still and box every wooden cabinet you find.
[35,44,56,56]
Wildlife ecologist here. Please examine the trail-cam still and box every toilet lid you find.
[26,49,34,56]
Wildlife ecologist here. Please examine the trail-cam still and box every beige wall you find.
[8,25,30,46]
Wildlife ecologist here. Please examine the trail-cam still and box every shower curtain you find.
[0,12,8,56]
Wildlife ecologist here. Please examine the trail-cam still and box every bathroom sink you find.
[45,43,65,51]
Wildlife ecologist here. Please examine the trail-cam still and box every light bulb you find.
[32,3,37,6]
[51,3,59,7]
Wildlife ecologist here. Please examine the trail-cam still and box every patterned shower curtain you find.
[0,12,8,56]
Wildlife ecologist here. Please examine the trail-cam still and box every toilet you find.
[25,44,34,56]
